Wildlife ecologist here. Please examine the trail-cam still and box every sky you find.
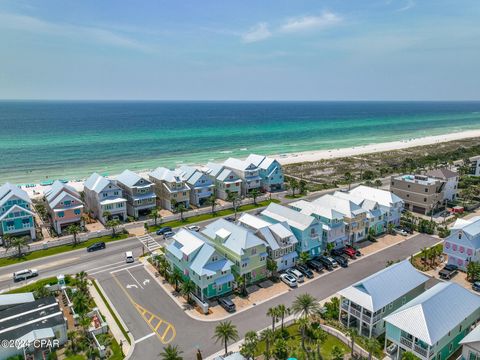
[0,0,479,100]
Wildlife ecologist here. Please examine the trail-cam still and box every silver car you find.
[280,273,298,288]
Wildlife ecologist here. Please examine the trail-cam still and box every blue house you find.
[179,166,215,207]
[245,154,284,192]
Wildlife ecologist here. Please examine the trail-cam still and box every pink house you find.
[443,216,480,271]
[44,181,84,234]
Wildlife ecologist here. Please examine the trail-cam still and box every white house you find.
[443,216,480,271]
[223,157,262,196]
[460,324,480,360]
[426,168,459,202]
[203,162,242,200]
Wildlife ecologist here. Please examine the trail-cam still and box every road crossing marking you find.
[137,234,162,252]
[134,332,156,344]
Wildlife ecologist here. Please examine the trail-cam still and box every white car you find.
[187,225,200,232]
[280,273,298,288]
[13,269,38,282]
[394,227,408,236]
[125,251,134,263]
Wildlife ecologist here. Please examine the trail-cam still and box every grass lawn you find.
[0,233,129,268]
[285,194,305,199]
[6,275,70,294]
[108,337,124,360]
[255,323,350,359]
[149,199,280,231]
[64,355,86,360]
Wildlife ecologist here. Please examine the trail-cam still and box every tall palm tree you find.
[249,188,261,205]
[309,322,327,360]
[170,268,183,292]
[260,328,275,360]
[177,203,186,221]
[67,224,81,246]
[365,337,381,360]
[159,344,184,360]
[276,304,289,331]
[34,285,50,300]
[5,236,30,258]
[213,321,239,356]
[343,172,353,190]
[266,307,279,331]
[226,190,241,220]
[149,207,161,226]
[102,211,112,221]
[240,331,258,360]
[346,328,358,358]
[296,316,310,353]
[105,219,120,237]
[291,293,321,319]
[298,252,310,265]
[206,194,218,215]
[180,279,196,303]
[272,338,288,360]
[288,178,299,196]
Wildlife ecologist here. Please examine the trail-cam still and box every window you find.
[459,325,462,333]
[449,343,453,352]
[251,248,257,255]
[74,209,81,215]
[402,296,406,305]
[389,303,393,309]
[58,211,64,218]
[425,188,428,192]
[424,198,427,202]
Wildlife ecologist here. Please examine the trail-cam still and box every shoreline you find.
[21,128,480,199]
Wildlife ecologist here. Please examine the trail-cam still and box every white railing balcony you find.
[362,313,372,323]
[414,345,428,358]
[341,302,349,311]
[400,337,413,349]
[350,308,361,318]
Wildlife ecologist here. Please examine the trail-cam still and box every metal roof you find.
[116,169,151,188]
[460,324,480,345]
[0,183,31,207]
[450,216,480,249]
[0,293,34,307]
[84,172,119,194]
[290,199,344,221]
[384,282,480,346]
[312,194,367,218]
[261,203,316,231]
[349,185,404,208]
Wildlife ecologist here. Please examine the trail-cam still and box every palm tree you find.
[367,227,376,241]
[78,314,92,336]
[102,211,112,221]
[276,304,289,331]
[331,345,344,360]
[159,344,184,360]
[170,268,183,292]
[67,224,81,246]
[226,191,241,220]
[310,322,327,359]
[266,258,278,279]
[240,331,258,360]
[298,251,310,265]
[260,328,275,360]
[76,271,88,293]
[292,293,320,319]
[73,291,90,315]
[149,207,161,226]
[213,321,239,356]
[180,279,196,303]
[206,194,218,214]
[343,172,353,190]
[272,338,288,360]
[34,285,50,299]
[235,274,247,296]
[249,188,261,205]
[365,337,381,360]
[346,328,358,358]
[420,247,429,265]
[466,261,480,282]
[297,316,310,353]
[105,219,121,237]
[288,178,299,196]
[177,203,186,221]
[374,179,383,188]
[267,307,279,331]
[387,222,395,235]
[401,351,418,360]
[5,236,30,258]
[299,179,307,195]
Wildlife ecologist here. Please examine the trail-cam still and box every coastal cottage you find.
[44,180,84,234]
[165,229,234,300]
[245,154,284,192]
[201,219,268,285]
[179,165,214,207]
[338,260,429,338]
[223,157,262,196]
[290,199,347,249]
[425,168,459,202]
[261,203,322,257]
[237,213,298,271]
[84,173,127,224]
[203,162,242,200]
[115,170,156,218]
[443,216,480,271]
[148,167,190,211]
[384,282,480,360]
[460,324,480,360]
[0,183,36,242]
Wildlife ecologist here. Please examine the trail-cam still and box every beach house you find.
[165,229,234,300]
[443,216,480,271]
[289,199,347,249]
[44,181,84,234]
[201,219,268,285]
[84,173,127,224]
[338,260,429,338]
[237,213,298,271]
[203,162,242,200]
[390,174,445,215]
[223,157,262,196]
[115,170,156,218]
[426,168,459,202]
[460,325,480,360]
[245,154,284,192]
[311,194,369,243]
[0,183,36,242]
[469,156,480,177]
[179,165,214,207]
[384,282,480,360]
[260,203,322,257]
[148,167,190,211]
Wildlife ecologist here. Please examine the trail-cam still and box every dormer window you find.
[458,232,462,239]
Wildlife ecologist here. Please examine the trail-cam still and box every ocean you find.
[1,101,480,184]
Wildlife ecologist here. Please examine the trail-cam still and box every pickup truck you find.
[439,264,458,280]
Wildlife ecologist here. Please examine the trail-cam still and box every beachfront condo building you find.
[44,180,84,234]
[148,167,190,211]
[84,173,127,224]
[460,325,480,360]
[338,260,429,338]
[203,162,242,200]
[384,282,480,360]
[179,165,215,207]
[469,156,480,177]
[223,157,262,196]
[165,229,234,300]
[0,183,36,242]
[390,174,445,215]
[289,199,347,249]
[260,203,322,258]
[115,170,156,218]
[245,154,284,192]
[425,168,459,202]
[237,213,298,271]
[201,219,268,285]
[443,216,480,271]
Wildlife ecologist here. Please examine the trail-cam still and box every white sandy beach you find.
[23,129,480,199]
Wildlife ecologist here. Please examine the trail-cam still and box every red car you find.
[342,247,357,259]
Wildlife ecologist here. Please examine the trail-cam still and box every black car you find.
[330,248,344,257]
[218,297,236,312]
[307,259,325,272]
[224,216,235,222]
[156,226,172,235]
[317,256,334,271]
[87,242,106,252]
[296,264,314,279]
[439,264,458,280]
[333,255,348,268]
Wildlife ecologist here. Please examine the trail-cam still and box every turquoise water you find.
[0,101,480,184]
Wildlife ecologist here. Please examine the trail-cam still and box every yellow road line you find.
[111,273,176,344]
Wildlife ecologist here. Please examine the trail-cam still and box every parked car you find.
[318,255,338,269]
[286,268,305,283]
[13,269,38,282]
[156,226,172,235]
[125,251,134,263]
[333,255,348,268]
[472,282,480,292]
[187,225,200,232]
[439,264,458,280]
[316,256,333,271]
[87,242,106,252]
[330,248,344,257]
[342,247,357,259]
[394,227,408,236]
[296,264,314,279]
[218,297,236,313]
[387,343,398,355]
[307,259,325,272]
[224,216,235,222]
[280,273,298,288]
[163,231,175,239]
[346,245,362,257]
